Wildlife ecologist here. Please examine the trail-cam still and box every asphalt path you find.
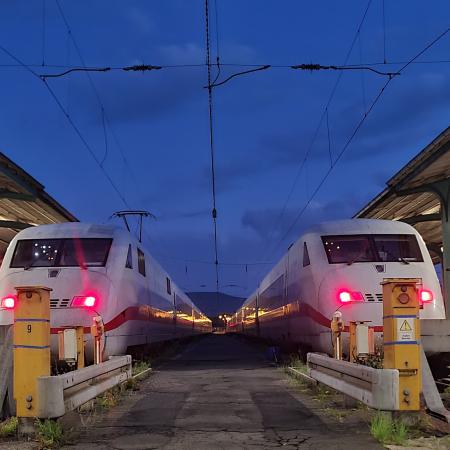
[64,334,383,449]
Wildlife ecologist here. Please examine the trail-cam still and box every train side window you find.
[303,242,310,267]
[137,248,146,276]
[166,277,171,295]
[125,244,133,269]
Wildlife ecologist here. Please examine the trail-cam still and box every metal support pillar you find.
[382,278,421,411]
[421,178,450,318]
[14,286,51,418]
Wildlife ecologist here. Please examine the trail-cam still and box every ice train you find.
[0,223,211,360]
[228,219,445,355]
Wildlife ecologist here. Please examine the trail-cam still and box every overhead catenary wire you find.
[269,25,450,257]
[205,0,220,297]
[0,44,132,209]
[1,59,450,72]
[382,0,387,63]
[258,0,374,267]
[53,0,151,210]
[42,0,46,66]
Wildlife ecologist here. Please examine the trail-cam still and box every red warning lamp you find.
[339,291,352,303]
[338,290,363,303]
[420,289,433,303]
[72,295,97,308]
[1,295,16,309]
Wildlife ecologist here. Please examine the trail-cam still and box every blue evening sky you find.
[0,1,449,298]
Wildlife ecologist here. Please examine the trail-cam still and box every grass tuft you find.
[287,355,308,373]
[370,412,408,445]
[0,416,18,438]
[97,387,121,409]
[132,360,150,376]
[36,419,64,449]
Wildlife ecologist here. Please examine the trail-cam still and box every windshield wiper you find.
[382,249,410,264]
[347,251,367,266]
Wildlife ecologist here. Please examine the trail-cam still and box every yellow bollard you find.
[13,286,52,417]
[331,311,344,360]
[76,326,85,369]
[381,278,421,411]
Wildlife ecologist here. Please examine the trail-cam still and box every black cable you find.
[382,0,387,63]
[41,67,111,78]
[100,107,108,166]
[259,0,374,266]
[1,59,450,72]
[205,0,220,298]
[54,0,145,209]
[207,65,271,88]
[271,25,450,253]
[326,108,332,167]
[291,63,398,77]
[358,31,368,112]
[0,44,131,209]
[42,0,46,66]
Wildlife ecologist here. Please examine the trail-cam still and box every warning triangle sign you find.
[400,320,412,332]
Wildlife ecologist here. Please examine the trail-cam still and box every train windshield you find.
[10,238,113,268]
[322,234,423,264]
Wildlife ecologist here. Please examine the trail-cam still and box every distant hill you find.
[187,292,245,318]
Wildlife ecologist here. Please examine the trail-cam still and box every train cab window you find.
[166,277,171,295]
[137,248,146,276]
[322,234,423,264]
[303,242,310,267]
[373,234,423,262]
[125,245,133,269]
[322,235,373,264]
[11,238,112,268]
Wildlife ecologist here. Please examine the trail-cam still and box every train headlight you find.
[1,295,16,309]
[420,289,433,304]
[338,290,363,303]
[72,295,97,308]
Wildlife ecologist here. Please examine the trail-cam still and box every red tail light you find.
[1,295,16,309]
[420,289,433,303]
[338,290,363,303]
[72,295,97,308]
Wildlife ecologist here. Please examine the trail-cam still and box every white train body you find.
[229,219,445,354]
[0,223,211,360]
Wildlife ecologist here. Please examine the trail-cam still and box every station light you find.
[72,295,97,308]
[338,290,363,303]
[420,289,433,303]
[1,295,16,309]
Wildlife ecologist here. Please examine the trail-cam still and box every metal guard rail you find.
[36,355,132,418]
[307,353,400,410]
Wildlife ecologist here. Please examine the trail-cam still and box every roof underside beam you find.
[400,213,442,225]
[0,220,33,230]
[0,189,35,201]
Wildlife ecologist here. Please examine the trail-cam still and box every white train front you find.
[228,219,445,355]
[0,223,211,360]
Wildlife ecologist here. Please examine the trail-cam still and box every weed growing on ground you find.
[132,360,150,376]
[0,416,18,437]
[124,377,139,391]
[287,355,308,373]
[370,411,408,445]
[97,387,121,409]
[36,419,65,449]
[314,384,331,402]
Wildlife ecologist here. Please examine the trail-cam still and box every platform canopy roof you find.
[0,152,77,255]
[355,126,450,259]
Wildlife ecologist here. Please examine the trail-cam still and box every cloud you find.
[127,6,156,34]
[241,197,362,241]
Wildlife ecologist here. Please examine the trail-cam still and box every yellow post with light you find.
[331,311,344,360]
[13,286,52,417]
[76,326,85,369]
[381,278,421,411]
